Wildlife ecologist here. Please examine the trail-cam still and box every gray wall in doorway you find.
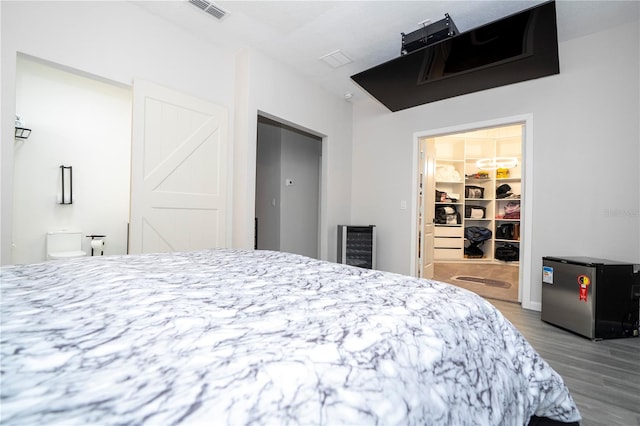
[255,122,282,251]
[256,119,321,258]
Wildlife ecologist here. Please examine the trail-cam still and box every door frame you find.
[410,114,534,309]
[255,111,325,259]
[415,138,436,279]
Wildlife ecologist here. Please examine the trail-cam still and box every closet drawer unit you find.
[434,237,462,248]
[434,247,464,260]
[434,226,464,238]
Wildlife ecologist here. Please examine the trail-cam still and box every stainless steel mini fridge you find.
[541,256,640,340]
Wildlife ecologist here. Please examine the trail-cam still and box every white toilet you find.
[46,231,87,260]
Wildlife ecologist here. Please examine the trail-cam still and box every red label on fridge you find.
[577,274,591,302]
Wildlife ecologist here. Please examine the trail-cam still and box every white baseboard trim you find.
[522,301,541,312]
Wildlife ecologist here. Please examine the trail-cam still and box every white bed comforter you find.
[0,249,580,425]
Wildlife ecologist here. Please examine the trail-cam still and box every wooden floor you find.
[489,299,640,426]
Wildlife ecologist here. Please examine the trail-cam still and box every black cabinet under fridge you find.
[541,256,640,340]
[338,225,376,269]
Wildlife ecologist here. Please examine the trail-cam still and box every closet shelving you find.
[433,143,465,260]
[433,132,522,263]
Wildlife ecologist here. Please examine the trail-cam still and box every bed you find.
[0,249,580,425]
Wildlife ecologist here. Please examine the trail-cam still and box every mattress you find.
[0,249,580,425]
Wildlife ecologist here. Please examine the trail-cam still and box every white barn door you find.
[129,80,228,254]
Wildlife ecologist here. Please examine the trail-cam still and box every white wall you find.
[1,1,235,264]
[2,2,353,265]
[13,56,131,264]
[352,19,640,308]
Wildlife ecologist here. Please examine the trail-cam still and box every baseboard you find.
[522,300,541,312]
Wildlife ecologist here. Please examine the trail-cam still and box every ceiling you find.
[132,0,640,102]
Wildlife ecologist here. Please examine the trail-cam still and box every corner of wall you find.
[1,46,17,265]
[232,48,257,249]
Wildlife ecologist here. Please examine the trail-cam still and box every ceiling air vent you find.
[188,0,228,20]
[319,50,353,69]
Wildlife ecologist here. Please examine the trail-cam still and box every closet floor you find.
[434,262,519,302]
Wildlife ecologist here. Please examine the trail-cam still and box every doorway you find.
[13,55,229,263]
[415,118,531,303]
[13,55,131,264]
[255,115,322,259]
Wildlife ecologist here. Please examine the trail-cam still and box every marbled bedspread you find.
[0,249,580,425]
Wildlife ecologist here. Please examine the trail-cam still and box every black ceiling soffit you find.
[351,1,560,112]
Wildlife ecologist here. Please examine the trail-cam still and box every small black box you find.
[401,13,458,55]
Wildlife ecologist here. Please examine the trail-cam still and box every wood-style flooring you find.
[489,299,640,426]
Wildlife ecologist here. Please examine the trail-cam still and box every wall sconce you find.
[15,115,31,139]
[59,165,73,205]
[476,157,518,170]
[15,127,32,139]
